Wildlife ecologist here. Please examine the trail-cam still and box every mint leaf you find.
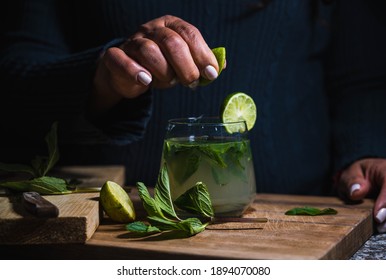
[147,215,181,230]
[164,143,200,185]
[30,122,59,177]
[226,144,246,170]
[0,176,70,195]
[126,221,160,233]
[285,206,338,216]
[174,182,214,218]
[136,182,167,219]
[179,151,200,184]
[174,217,207,236]
[198,145,227,168]
[211,165,231,185]
[207,141,249,185]
[29,176,69,194]
[147,216,207,236]
[42,121,59,176]
[154,165,179,219]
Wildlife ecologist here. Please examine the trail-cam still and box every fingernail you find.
[350,183,361,196]
[137,71,152,86]
[170,78,179,86]
[377,222,386,233]
[375,208,386,223]
[188,80,199,89]
[204,65,218,80]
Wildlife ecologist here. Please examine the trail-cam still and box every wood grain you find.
[0,165,125,244]
[0,192,99,244]
[86,191,374,260]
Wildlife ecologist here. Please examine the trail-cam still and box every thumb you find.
[338,162,371,201]
[374,186,386,233]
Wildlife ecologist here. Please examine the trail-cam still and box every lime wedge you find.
[220,92,257,133]
[199,47,226,86]
[100,181,136,223]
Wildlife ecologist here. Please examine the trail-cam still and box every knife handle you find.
[22,192,59,218]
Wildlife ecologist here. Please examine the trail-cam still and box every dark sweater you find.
[1,0,386,195]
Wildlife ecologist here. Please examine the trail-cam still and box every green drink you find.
[162,118,256,216]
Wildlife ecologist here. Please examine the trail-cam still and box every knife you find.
[22,192,59,218]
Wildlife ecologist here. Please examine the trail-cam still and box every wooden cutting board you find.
[85,191,374,260]
[0,165,125,244]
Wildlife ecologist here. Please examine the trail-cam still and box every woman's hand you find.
[90,15,220,116]
[336,158,386,233]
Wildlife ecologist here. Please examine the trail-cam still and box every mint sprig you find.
[0,122,71,195]
[0,176,70,195]
[0,122,59,178]
[126,165,214,237]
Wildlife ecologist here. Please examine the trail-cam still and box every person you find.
[1,0,386,233]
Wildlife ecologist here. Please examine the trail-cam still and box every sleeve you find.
[328,0,386,172]
[0,0,152,147]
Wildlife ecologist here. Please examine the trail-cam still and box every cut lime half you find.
[100,181,136,223]
[199,47,226,86]
[220,92,257,133]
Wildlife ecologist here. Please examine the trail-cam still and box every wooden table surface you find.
[2,191,373,260]
[0,166,375,260]
[85,191,374,260]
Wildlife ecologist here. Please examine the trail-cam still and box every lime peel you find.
[199,47,226,86]
[100,181,136,223]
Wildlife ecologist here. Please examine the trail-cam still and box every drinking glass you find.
[161,117,256,216]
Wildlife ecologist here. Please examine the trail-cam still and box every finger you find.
[338,162,371,201]
[122,37,177,86]
[164,16,220,80]
[141,16,219,85]
[142,27,201,86]
[374,183,386,231]
[103,47,152,97]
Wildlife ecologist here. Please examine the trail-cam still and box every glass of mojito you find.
[161,117,256,217]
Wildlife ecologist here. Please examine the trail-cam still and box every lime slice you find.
[199,47,226,86]
[100,181,136,223]
[220,92,257,133]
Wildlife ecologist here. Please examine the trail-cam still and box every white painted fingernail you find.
[350,183,361,196]
[375,208,386,223]
[204,65,218,80]
[188,80,199,89]
[377,222,386,233]
[170,78,179,86]
[137,71,152,86]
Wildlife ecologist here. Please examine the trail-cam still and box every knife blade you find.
[22,191,59,218]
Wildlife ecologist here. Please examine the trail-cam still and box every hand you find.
[336,158,386,233]
[90,15,220,116]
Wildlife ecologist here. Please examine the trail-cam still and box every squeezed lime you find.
[199,47,226,86]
